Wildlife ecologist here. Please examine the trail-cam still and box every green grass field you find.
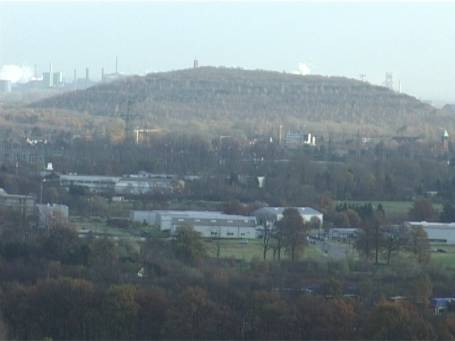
[203,239,326,261]
[430,244,455,269]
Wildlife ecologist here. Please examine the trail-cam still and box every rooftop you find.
[406,221,455,229]
[132,210,256,221]
[254,207,322,216]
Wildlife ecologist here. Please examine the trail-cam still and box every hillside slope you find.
[34,67,439,136]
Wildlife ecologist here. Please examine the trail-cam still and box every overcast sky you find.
[0,1,454,102]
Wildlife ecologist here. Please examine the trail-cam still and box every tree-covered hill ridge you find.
[33,67,444,136]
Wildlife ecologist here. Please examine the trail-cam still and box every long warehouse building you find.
[130,210,260,239]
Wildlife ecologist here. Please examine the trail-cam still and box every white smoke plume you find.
[294,63,311,76]
[0,64,34,83]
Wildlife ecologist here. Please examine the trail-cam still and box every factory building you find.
[59,172,184,195]
[42,70,64,88]
[52,72,64,87]
[59,175,120,194]
[252,206,323,227]
[130,210,260,239]
[115,175,183,195]
[405,221,455,244]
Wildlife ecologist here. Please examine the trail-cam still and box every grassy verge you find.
[204,239,326,261]
[431,244,455,270]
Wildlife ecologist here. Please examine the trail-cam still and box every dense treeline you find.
[4,277,450,340]
[23,132,451,205]
[0,216,454,340]
[1,130,455,218]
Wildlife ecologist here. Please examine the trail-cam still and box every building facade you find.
[130,210,259,239]
[0,188,35,215]
[35,203,69,229]
[405,221,455,244]
[252,206,323,227]
[59,173,183,195]
[59,175,120,194]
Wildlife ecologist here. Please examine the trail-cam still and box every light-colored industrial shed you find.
[130,210,260,239]
[252,207,323,227]
[406,221,455,244]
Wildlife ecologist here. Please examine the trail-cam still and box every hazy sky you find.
[0,1,454,102]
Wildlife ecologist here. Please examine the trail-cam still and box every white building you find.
[59,173,183,195]
[130,210,260,239]
[35,203,69,229]
[115,174,183,195]
[405,221,455,244]
[252,207,323,227]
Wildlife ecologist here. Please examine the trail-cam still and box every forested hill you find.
[33,67,438,136]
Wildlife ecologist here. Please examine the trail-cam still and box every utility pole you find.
[122,99,135,144]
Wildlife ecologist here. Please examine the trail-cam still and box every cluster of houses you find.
[130,206,324,239]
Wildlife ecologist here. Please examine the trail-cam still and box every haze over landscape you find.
[2,2,455,340]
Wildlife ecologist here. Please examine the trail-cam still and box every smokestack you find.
[73,69,77,82]
[101,67,105,81]
[48,63,53,87]
[193,59,198,69]
[115,56,118,74]
[85,67,90,82]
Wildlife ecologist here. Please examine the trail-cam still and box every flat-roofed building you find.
[59,175,120,194]
[130,210,260,239]
[0,188,35,214]
[59,172,183,195]
[252,206,323,227]
[405,221,455,244]
[115,173,183,195]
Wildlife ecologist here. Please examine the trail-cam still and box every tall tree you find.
[409,198,434,221]
[275,208,307,262]
[409,227,431,264]
[172,225,207,265]
[440,202,455,222]
[365,301,434,340]
[101,285,139,340]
